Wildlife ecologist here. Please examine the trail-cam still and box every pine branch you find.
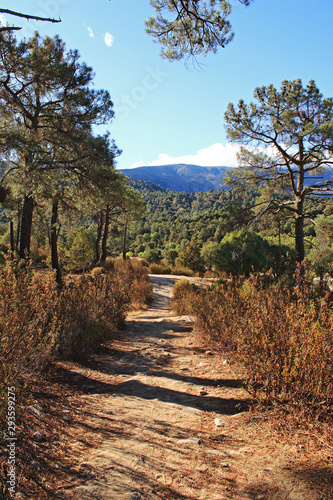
[0,8,61,31]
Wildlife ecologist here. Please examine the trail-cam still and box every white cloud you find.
[129,143,242,169]
[87,26,95,38]
[104,32,114,47]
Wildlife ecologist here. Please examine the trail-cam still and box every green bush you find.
[213,230,267,275]
[67,227,95,270]
[175,239,204,273]
[139,248,161,263]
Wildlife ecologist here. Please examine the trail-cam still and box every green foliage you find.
[212,230,267,275]
[68,227,95,270]
[146,1,252,61]
[308,215,333,277]
[175,238,205,273]
[139,247,161,263]
[162,243,178,266]
[225,79,333,265]
[201,241,219,271]
[123,178,262,269]
[0,30,120,262]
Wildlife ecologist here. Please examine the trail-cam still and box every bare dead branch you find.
[0,8,61,31]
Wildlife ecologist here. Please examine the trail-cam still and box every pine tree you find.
[224,79,333,268]
[146,0,252,61]
[0,32,118,261]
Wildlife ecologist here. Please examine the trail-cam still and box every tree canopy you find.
[0,31,120,270]
[146,0,252,60]
[224,79,333,266]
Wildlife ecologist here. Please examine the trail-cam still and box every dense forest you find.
[122,178,333,277]
[1,175,333,278]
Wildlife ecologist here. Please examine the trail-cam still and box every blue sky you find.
[2,0,333,170]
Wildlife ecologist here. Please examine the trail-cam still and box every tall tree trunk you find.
[100,206,110,263]
[50,196,62,287]
[19,194,34,259]
[295,158,305,279]
[295,213,304,264]
[122,220,128,260]
[295,194,305,283]
[16,211,21,253]
[95,209,104,263]
[10,220,15,253]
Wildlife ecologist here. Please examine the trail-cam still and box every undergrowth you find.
[172,275,333,419]
[0,257,152,434]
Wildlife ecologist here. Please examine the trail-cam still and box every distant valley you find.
[119,164,231,193]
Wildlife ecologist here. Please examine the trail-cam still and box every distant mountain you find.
[119,163,333,194]
[119,164,231,193]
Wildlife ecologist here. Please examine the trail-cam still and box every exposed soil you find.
[4,275,333,499]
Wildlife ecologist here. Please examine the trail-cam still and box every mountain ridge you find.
[119,164,231,193]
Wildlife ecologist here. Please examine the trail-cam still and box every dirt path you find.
[57,275,332,500]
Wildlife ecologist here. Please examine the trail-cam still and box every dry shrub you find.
[112,258,152,310]
[189,284,240,349]
[180,276,333,418]
[149,262,164,274]
[0,258,60,428]
[171,279,197,315]
[57,259,152,354]
[0,256,153,429]
[0,259,59,373]
[149,263,193,276]
[236,281,333,417]
[90,266,104,276]
[55,272,129,359]
[171,266,194,277]
[103,257,114,271]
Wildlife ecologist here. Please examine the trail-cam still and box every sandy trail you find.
[58,275,332,500]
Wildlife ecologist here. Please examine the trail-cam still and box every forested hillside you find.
[104,178,333,277]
